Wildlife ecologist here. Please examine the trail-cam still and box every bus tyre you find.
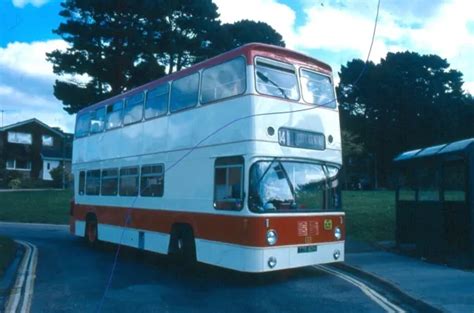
[85,219,98,246]
[170,226,196,268]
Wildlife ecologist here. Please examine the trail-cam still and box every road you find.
[0,222,395,313]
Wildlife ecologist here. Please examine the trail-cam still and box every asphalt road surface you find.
[0,222,392,313]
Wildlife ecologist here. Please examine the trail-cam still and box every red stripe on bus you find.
[72,204,345,247]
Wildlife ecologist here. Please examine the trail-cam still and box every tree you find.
[47,0,168,114]
[48,1,285,114]
[208,20,285,55]
[337,51,474,187]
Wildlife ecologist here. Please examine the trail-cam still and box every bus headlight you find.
[334,227,342,240]
[266,229,278,246]
[333,249,341,260]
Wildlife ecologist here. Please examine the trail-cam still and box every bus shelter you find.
[393,138,474,266]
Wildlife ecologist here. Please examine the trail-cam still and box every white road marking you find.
[315,265,406,313]
[20,242,37,313]
[4,240,38,313]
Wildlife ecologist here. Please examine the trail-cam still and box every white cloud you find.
[11,0,51,8]
[213,0,298,48]
[0,40,68,79]
[0,40,75,132]
[464,81,474,95]
[0,80,75,132]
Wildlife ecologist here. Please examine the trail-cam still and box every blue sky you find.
[0,0,473,132]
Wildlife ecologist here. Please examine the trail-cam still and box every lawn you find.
[0,190,73,224]
[0,236,15,279]
[0,189,396,242]
[343,190,396,242]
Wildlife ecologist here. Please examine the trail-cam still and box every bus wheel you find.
[169,225,196,267]
[85,219,98,246]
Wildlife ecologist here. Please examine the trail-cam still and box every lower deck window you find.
[214,157,244,210]
[141,164,164,197]
[86,170,101,195]
[78,171,85,195]
[120,167,139,196]
[101,168,118,196]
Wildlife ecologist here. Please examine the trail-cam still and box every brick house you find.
[0,118,72,184]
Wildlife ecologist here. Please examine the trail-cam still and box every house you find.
[0,118,73,183]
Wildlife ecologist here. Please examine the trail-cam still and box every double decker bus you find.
[70,43,344,272]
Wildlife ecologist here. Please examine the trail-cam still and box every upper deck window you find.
[145,84,169,119]
[75,113,90,137]
[106,101,123,130]
[124,92,144,125]
[300,69,336,107]
[201,57,246,104]
[255,57,299,101]
[170,73,199,113]
[90,107,106,133]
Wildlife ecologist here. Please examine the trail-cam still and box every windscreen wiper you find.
[277,161,297,205]
[256,71,289,99]
[256,157,279,187]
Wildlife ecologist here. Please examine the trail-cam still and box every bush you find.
[8,178,21,189]
[49,165,71,188]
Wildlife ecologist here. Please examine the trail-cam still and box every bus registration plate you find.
[298,245,318,253]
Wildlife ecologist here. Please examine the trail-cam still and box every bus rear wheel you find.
[169,225,196,268]
[85,219,98,246]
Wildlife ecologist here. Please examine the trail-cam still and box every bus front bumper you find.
[196,239,345,272]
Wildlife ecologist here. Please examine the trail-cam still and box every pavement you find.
[344,240,474,313]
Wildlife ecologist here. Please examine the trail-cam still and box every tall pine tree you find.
[47,0,285,114]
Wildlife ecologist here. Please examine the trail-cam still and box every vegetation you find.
[0,189,395,242]
[338,52,474,187]
[47,0,284,114]
[343,191,395,242]
[0,236,15,279]
[0,190,72,224]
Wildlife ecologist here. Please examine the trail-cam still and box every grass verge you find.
[0,189,396,242]
[0,189,72,224]
[343,190,395,242]
[0,236,15,279]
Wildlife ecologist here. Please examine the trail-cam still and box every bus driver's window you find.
[214,156,244,210]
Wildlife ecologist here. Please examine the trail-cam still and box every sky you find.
[0,0,473,133]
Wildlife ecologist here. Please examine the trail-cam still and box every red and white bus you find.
[70,43,344,272]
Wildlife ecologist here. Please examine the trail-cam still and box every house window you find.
[6,160,15,169]
[8,132,32,144]
[5,159,31,170]
[42,135,54,146]
[214,156,244,210]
